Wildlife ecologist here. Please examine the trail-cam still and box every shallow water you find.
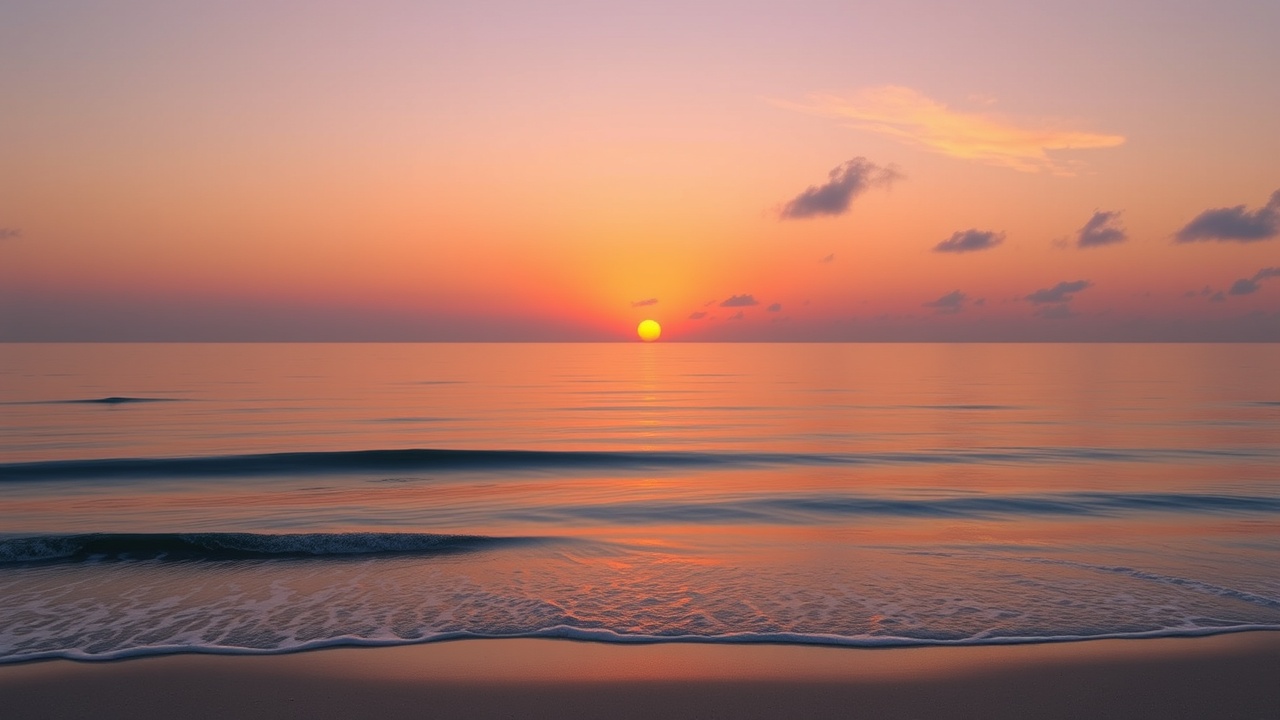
[2,343,1278,661]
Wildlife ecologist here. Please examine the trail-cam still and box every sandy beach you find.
[2,632,1277,720]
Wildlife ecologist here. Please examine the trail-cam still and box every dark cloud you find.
[1174,190,1280,243]
[1229,279,1261,296]
[1025,280,1092,304]
[779,157,899,219]
[688,311,708,320]
[720,294,759,307]
[1022,280,1092,321]
[923,290,967,313]
[819,253,835,264]
[1227,267,1280,296]
[766,302,782,312]
[0,228,21,240]
[1076,210,1127,248]
[933,229,1004,253]
[629,298,658,307]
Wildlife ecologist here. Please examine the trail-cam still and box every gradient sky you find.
[2,0,1278,341]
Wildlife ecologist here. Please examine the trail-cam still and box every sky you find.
[2,0,1278,341]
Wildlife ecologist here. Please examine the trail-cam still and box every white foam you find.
[3,541,1279,664]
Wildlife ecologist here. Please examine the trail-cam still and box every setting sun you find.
[637,319,661,342]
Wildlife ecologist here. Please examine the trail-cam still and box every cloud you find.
[776,86,1125,174]
[720,294,759,307]
[933,229,1004,254]
[1025,280,1092,304]
[688,311,708,320]
[923,290,967,313]
[779,157,900,219]
[766,302,782,312]
[819,253,835,264]
[630,298,658,307]
[1175,190,1280,243]
[0,228,20,240]
[1076,210,1127,248]
[1210,291,1226,302]
[728,310,745,320]
[1227,267,1280,296]
[1229,279,1261,296]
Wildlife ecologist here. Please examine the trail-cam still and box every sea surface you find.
[2,343,1279,663]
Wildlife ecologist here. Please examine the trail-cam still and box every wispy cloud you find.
[1175,190,1280,243]
[923,290,968,313]
[720,294,760,307]
[630,298,658,307]
[0,228,20,240]
[766,302,782,312]
[688,311,708,320]
[1227,267,1280,296]
[728,310,745,320]
[1026,280,1092,304]
[777,86,1125,174]
[933,229,1004,254]
[779,157,900,219]
[819,253,835,264]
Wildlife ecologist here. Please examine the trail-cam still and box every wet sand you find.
[2,632,1277,719]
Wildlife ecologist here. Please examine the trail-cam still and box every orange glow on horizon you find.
[1,4,1276,341]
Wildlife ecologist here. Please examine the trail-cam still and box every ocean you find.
[2,343,1278,663]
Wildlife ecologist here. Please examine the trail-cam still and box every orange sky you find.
[1,1,1277,340]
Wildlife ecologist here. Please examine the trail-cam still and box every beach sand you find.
[2,632,1277,719]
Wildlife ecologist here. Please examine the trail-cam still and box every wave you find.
[0,532,532,565]
[6,624,1278,665]
[498,491,1280,524]
[66,396,179,404]
[0,449,730,480]
[3,396,183,406]
[3,445,1278,481]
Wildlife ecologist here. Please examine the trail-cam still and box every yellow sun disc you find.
[637,319,661,342]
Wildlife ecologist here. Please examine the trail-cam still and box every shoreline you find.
[2,631,1277,719]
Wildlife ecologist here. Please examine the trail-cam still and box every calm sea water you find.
[2,343,1279,662]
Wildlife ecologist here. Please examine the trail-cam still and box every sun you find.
[637,319,661,342]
